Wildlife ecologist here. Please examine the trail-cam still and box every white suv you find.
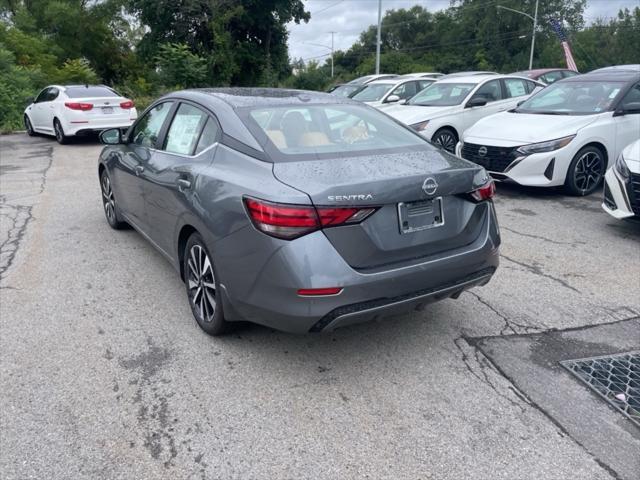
[381,74,543,152]
[24,85,138,144]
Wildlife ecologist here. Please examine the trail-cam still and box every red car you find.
[510,68,578,85]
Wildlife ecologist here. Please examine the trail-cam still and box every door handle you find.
[135,165,144,175]
[177,178,192,191]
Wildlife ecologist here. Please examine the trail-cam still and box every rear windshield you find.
[239,103,428,160]
[65,86,119,98]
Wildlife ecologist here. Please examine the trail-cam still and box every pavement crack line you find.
[453,336,529,412]
[0,145,53,280]
[500,253,581,293]
[500,225,585,246]
[467,291,547,335]
[467,335,623,480]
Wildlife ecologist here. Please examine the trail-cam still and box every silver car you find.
[98,88,500,335]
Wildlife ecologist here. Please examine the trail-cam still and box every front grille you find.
[627,173,640,215]
[561,352,639,427]
[461,142,518,173]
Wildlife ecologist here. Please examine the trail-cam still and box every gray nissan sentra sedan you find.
[97,88,500,335]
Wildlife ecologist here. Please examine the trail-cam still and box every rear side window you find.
[194,118,220,155]
[47,88,59,101]
[503,78,528,98]
[391,81,417,99]
[164,103,209,155]
[562,70,579,78]
[65,86,118,98]
[132,101,174,148]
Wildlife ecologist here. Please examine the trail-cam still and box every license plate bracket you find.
[102,107,114,114]
[398,198,444,234]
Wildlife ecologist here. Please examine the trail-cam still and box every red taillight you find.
[244,197,376,240]
[297,287,343,296]
[469,180,496,202]
[64,102,93,111]
[120,100,135,109]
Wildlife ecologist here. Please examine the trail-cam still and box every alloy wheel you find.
[573,151,603,193]
[101,174,116,223]
[187,244,217,323]
[434,132,456,153]
[54,121,63,142]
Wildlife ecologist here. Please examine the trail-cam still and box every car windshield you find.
[515,80,626,115]
[331,85,362,98]
[408,83,475,106]
[65,86,118,98]
[352,84,394,102]
[241,104,427,159]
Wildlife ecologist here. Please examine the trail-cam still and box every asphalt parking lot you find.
[1,133,639,480]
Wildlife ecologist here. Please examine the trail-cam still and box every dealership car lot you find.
[1,134,639,479]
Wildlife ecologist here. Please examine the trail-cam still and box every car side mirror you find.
[100,128,123,145]
[614,101,640,117]
[516,100,525,107]
[385,94,401,104]
[466,97,487,108]
[400,98,409,105]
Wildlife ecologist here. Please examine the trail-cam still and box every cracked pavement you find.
[1,134,639,479]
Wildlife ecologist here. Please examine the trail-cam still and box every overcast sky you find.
[287,0,640,62]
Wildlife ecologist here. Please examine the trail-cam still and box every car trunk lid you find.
[272,146,490,270]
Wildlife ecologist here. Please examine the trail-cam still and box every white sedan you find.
[603,139,640,219]
[457,69,640,196]
[381,74,543,152]
[350,77,435,108]
[24,85,138,144]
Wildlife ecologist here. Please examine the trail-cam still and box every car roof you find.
[591,64,640,73]
[512,68,575,76]
[560,69,640,83]
[366,78,423,86]
[173,88,358,109]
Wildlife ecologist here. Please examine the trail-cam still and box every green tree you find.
[155,43,207,89]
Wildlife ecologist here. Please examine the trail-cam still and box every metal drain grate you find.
[561,351,639,427]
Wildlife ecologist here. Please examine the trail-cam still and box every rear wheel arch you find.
[178,225,199,280]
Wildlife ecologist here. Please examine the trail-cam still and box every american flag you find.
[550,19,578,71]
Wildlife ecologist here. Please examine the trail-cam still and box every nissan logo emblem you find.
[478,146,488,157]
[422,177,438,196]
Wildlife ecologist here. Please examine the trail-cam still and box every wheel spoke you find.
[190,248,200,276]
[188,278,198,290]
[202,281,215,289]
[202,255,212,277]
[204,288,216,316]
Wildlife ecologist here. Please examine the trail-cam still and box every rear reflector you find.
[64,102,93,111]
[469,179,496,202]
[120,100,135,109]
[244,197,376,240]
[298,287,343,296]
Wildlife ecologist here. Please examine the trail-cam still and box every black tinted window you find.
[132,102,174,148]
[474,80,503,102]
[195,118,220,155]
[35,89,49,103]
[46,88,59,101]
[65,86,118,98]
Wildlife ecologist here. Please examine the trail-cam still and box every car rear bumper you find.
[63,118,135,136]
[215,202,500,333]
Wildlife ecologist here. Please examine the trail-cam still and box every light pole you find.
[304,38,335,77]
[375,0,382,74]
[497,0,539,70]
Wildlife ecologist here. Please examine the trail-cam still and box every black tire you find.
[100,170,128,229]
[24,115,36,136]
[53,118,69,144]
[184,233,228,336]
[432,127,458,153]
[564,145,605,196]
